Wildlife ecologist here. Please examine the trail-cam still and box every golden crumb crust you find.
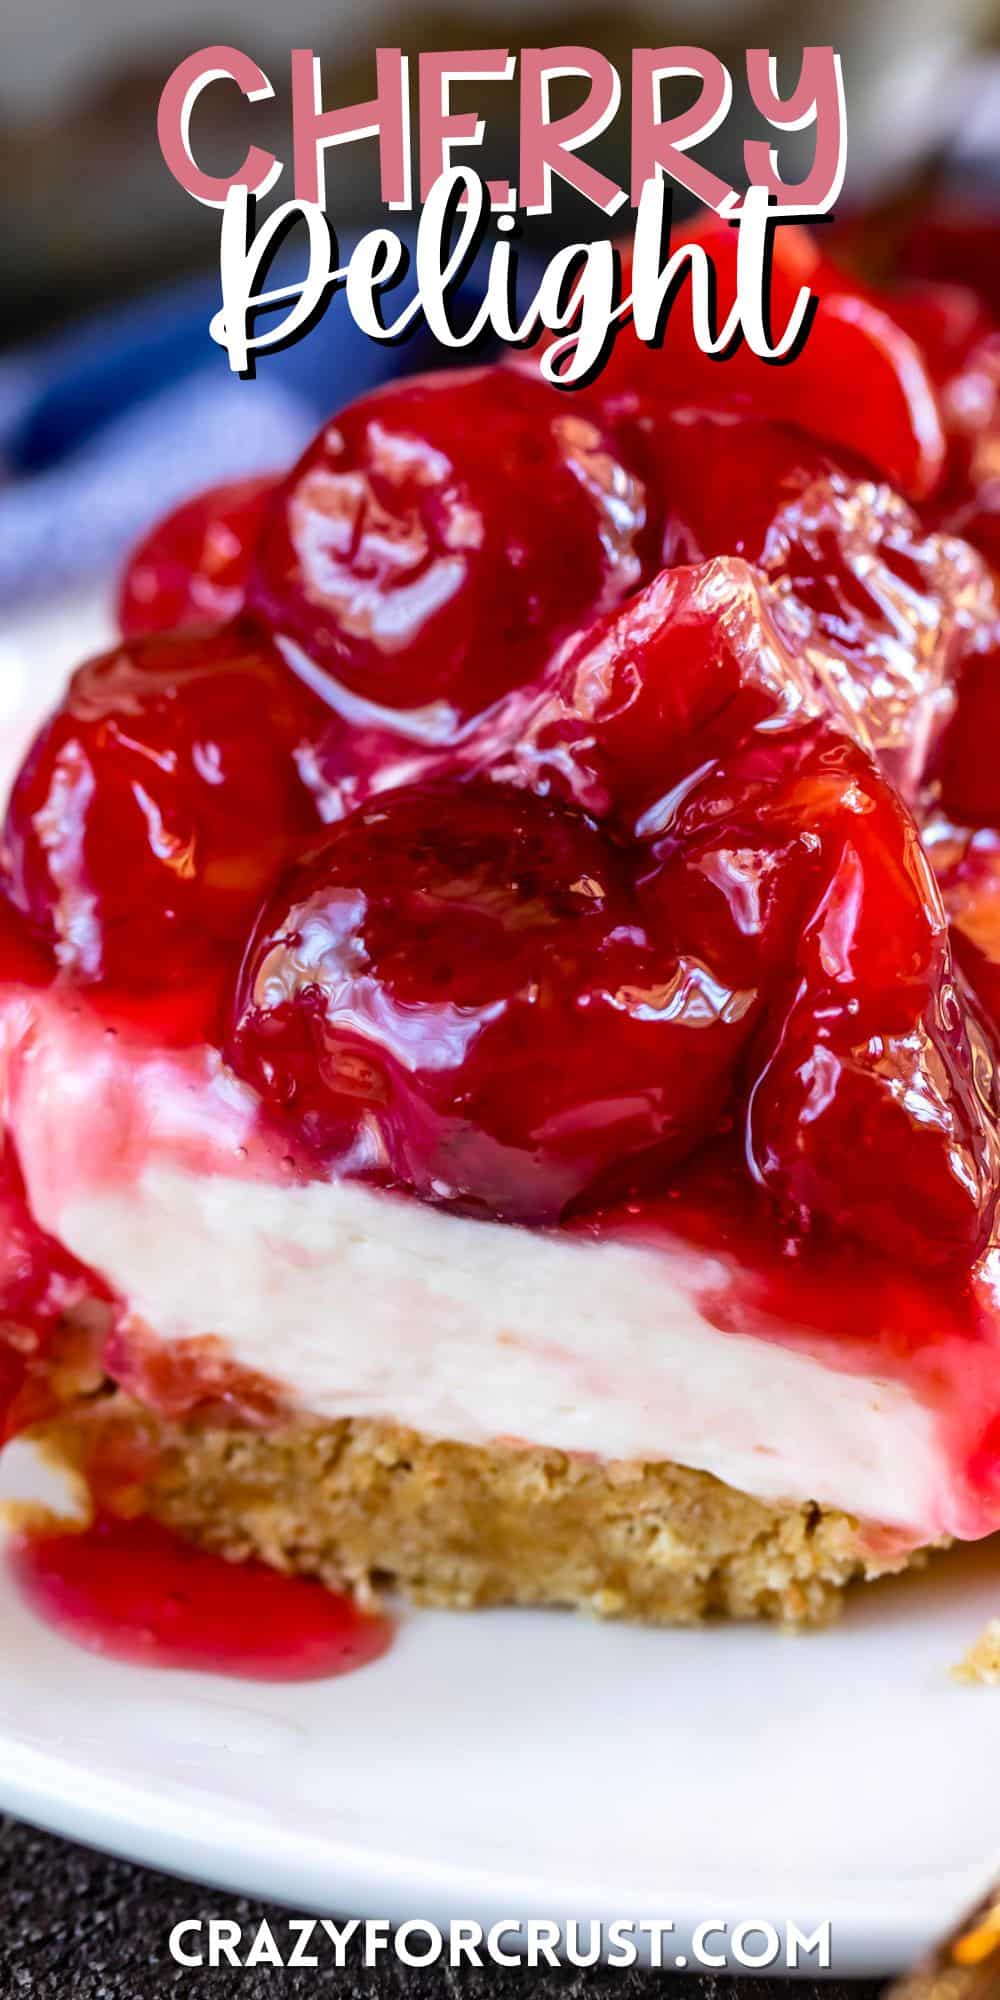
[30,1396,931,1627]
[954,1620,1000,1686]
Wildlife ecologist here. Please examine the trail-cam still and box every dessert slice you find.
[4,317,1000,1630]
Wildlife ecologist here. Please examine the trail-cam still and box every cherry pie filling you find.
[7,223,1000,1553]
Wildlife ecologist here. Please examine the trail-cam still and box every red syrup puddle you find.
[7,1513,393,1682]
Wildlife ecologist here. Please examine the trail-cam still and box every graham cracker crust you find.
[31,1395,927,1626]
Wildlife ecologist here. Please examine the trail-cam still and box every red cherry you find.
[894,208,1000,325]
[740,744,1000,1272]
[929,825,1000,1034]
[228,542,1000,1265]
[280,438,952,836]
[118,476,277,637]
[925,625,1000,1033]
[928,332,1000,575]
[888,278,1000,576]
[247,366,648,724]
[619,407,990,801]
[933,626,1000,828]
[622,407,832,567]
[887,280,995,389]
[501,559,1000,1266]
[227,781,763,1224]
[940,480,1000,577]
[2,624,329,988]
[591,219,946,501]
[497,558,851,830]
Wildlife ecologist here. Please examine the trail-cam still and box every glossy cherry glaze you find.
[227,554,1000,1268]
[3,254,1000,1477]
[2,540,999,1274]
[2,623,331,990]
[118,476,278,637]
[247,365,649,723]
[8,1513,392,1680]
[562,418,990,805]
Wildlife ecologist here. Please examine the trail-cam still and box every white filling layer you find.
[44,1159,952,1539]
[1,987,956,1539]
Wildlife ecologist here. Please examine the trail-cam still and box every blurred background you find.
[2,0,1000,610]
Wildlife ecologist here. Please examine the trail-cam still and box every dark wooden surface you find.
[0,1817,886,1998]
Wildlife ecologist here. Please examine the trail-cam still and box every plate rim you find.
[0,1726,989,1976]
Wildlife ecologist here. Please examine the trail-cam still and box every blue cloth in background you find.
[0,260,454,609]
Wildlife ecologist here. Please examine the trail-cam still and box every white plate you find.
[1,1444,999,1977]
[1,597,999,1978]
